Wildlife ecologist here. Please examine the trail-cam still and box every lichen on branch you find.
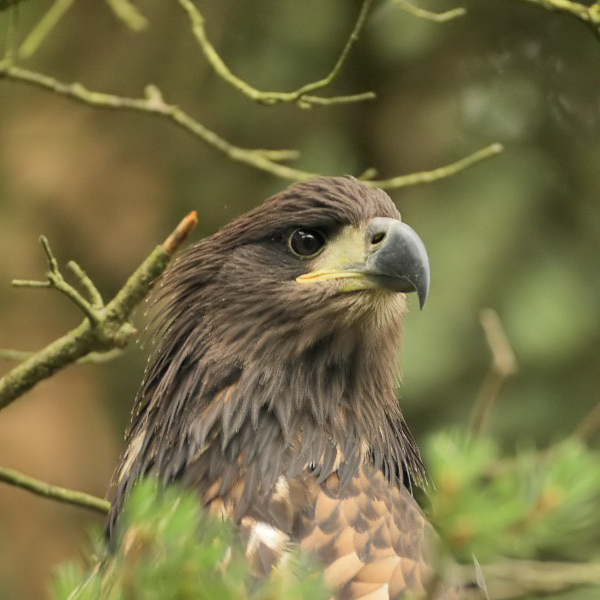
[0,211,198,412]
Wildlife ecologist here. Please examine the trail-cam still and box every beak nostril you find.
[371,232,386,245]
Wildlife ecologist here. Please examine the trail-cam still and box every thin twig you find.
[0,211,198,411]
[0,348,125,364]
[0,213,196,368]
[514,0,600,37]
[68,261,104,309]
[13,236,102,325]
[18,0,75,59]
[470,308,518,438]
[178,0,376,107]
[0,465,110,514]
[105,0,148,31]
[455,558,600,598]
[3,0,20,62]
[392,0,466,22]
[0,349,34,362]
[0,62,317,181]
[0,62,503,188]
[162,209,199,254]
[366,143,504,189]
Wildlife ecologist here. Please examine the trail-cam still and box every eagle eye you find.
[288,228,325,258]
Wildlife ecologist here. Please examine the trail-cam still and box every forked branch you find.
[470,308,518,437]
[0,211,198,411]
[178,0,375,107]
[0,62,503,188]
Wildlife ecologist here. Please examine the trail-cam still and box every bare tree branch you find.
[17,0,74,59]
[178,0,376,107]
[392,0,467,22]
[513,0,600,37]
[470,308,518,437]
[0,62,502,188]
[366,143,504,188]
[0,211,198,411]
[13,237,104,324]
[0,348,125,364]
[105,0,148,32]
[16,0,146,60]
[460,558,600,599]
[0,465,110,515]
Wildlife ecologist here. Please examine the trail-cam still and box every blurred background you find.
[0,0,599,597]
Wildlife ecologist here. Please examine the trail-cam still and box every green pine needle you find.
[51,480,327,600]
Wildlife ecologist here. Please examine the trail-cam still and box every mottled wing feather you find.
[202,463,436,599]
[111,398,437,597]
[297,467,435,599]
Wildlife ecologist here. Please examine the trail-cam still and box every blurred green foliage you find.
[0,0,28,11]
[51,480,327,600]
[52,436,600,599]
[427,433,600,564]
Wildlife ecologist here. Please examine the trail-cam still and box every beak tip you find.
[417,274,430,310]
[406,226,430,311]
[366,219,431,309]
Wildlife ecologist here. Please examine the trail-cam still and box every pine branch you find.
[51,480,327,600]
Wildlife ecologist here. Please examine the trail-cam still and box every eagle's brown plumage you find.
[108,176,458,599]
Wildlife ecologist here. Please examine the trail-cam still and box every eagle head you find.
[109,176,431,558]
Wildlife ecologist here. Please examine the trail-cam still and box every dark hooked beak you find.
[296,217,430,309]
[364,217,430,309]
